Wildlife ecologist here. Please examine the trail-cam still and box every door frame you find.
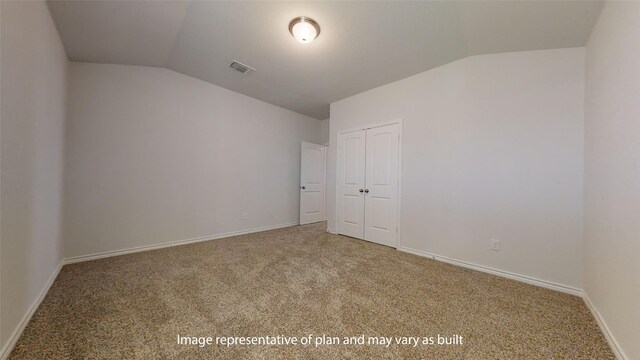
[335,119,403,248]
[323,144,328,221]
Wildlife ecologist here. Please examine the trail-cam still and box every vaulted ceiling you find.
[47,1,603,119]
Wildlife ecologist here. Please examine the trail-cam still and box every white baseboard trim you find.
[3,230,625,360]
[63,222,299,265]
[399,246,626,358]
[0,262,63,360]
[0,223,299,359]
[583,292,627,360]
[397,246,583,296]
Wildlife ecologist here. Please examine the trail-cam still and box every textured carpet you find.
[10,222,613,359]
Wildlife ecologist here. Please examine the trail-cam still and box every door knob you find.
[364,189,369,193]
[359,189,364,193]
[300,186,306,190]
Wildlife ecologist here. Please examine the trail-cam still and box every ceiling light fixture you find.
[289,16,320,44]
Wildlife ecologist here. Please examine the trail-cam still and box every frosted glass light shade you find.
[289,17,320,44]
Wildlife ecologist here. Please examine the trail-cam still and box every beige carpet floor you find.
[10,222,613,359]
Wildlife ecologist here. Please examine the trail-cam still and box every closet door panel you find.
[364,124,399,247]
[336,130,366,239]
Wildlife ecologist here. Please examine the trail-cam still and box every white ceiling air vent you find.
[229,61,255,75]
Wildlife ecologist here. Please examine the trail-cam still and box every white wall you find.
[584,2,640,359]
[65,63,321,258]
[328,48,585,289]
[0,0,68,352]
[319,118,330,145]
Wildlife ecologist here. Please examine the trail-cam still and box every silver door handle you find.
[364,189,369,193]
[359,189,364,193]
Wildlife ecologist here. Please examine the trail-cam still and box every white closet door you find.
[364,124,399,247]
[300,142,326,225]
[336,130,366,239]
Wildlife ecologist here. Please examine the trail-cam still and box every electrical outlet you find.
[242,212,248,220]
[490,239,500,251]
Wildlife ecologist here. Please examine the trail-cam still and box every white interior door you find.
[300,142,325,225]
[364,124,400,247]
[336,130,366,238]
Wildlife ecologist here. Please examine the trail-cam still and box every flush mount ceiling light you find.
[288,16,320,44]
